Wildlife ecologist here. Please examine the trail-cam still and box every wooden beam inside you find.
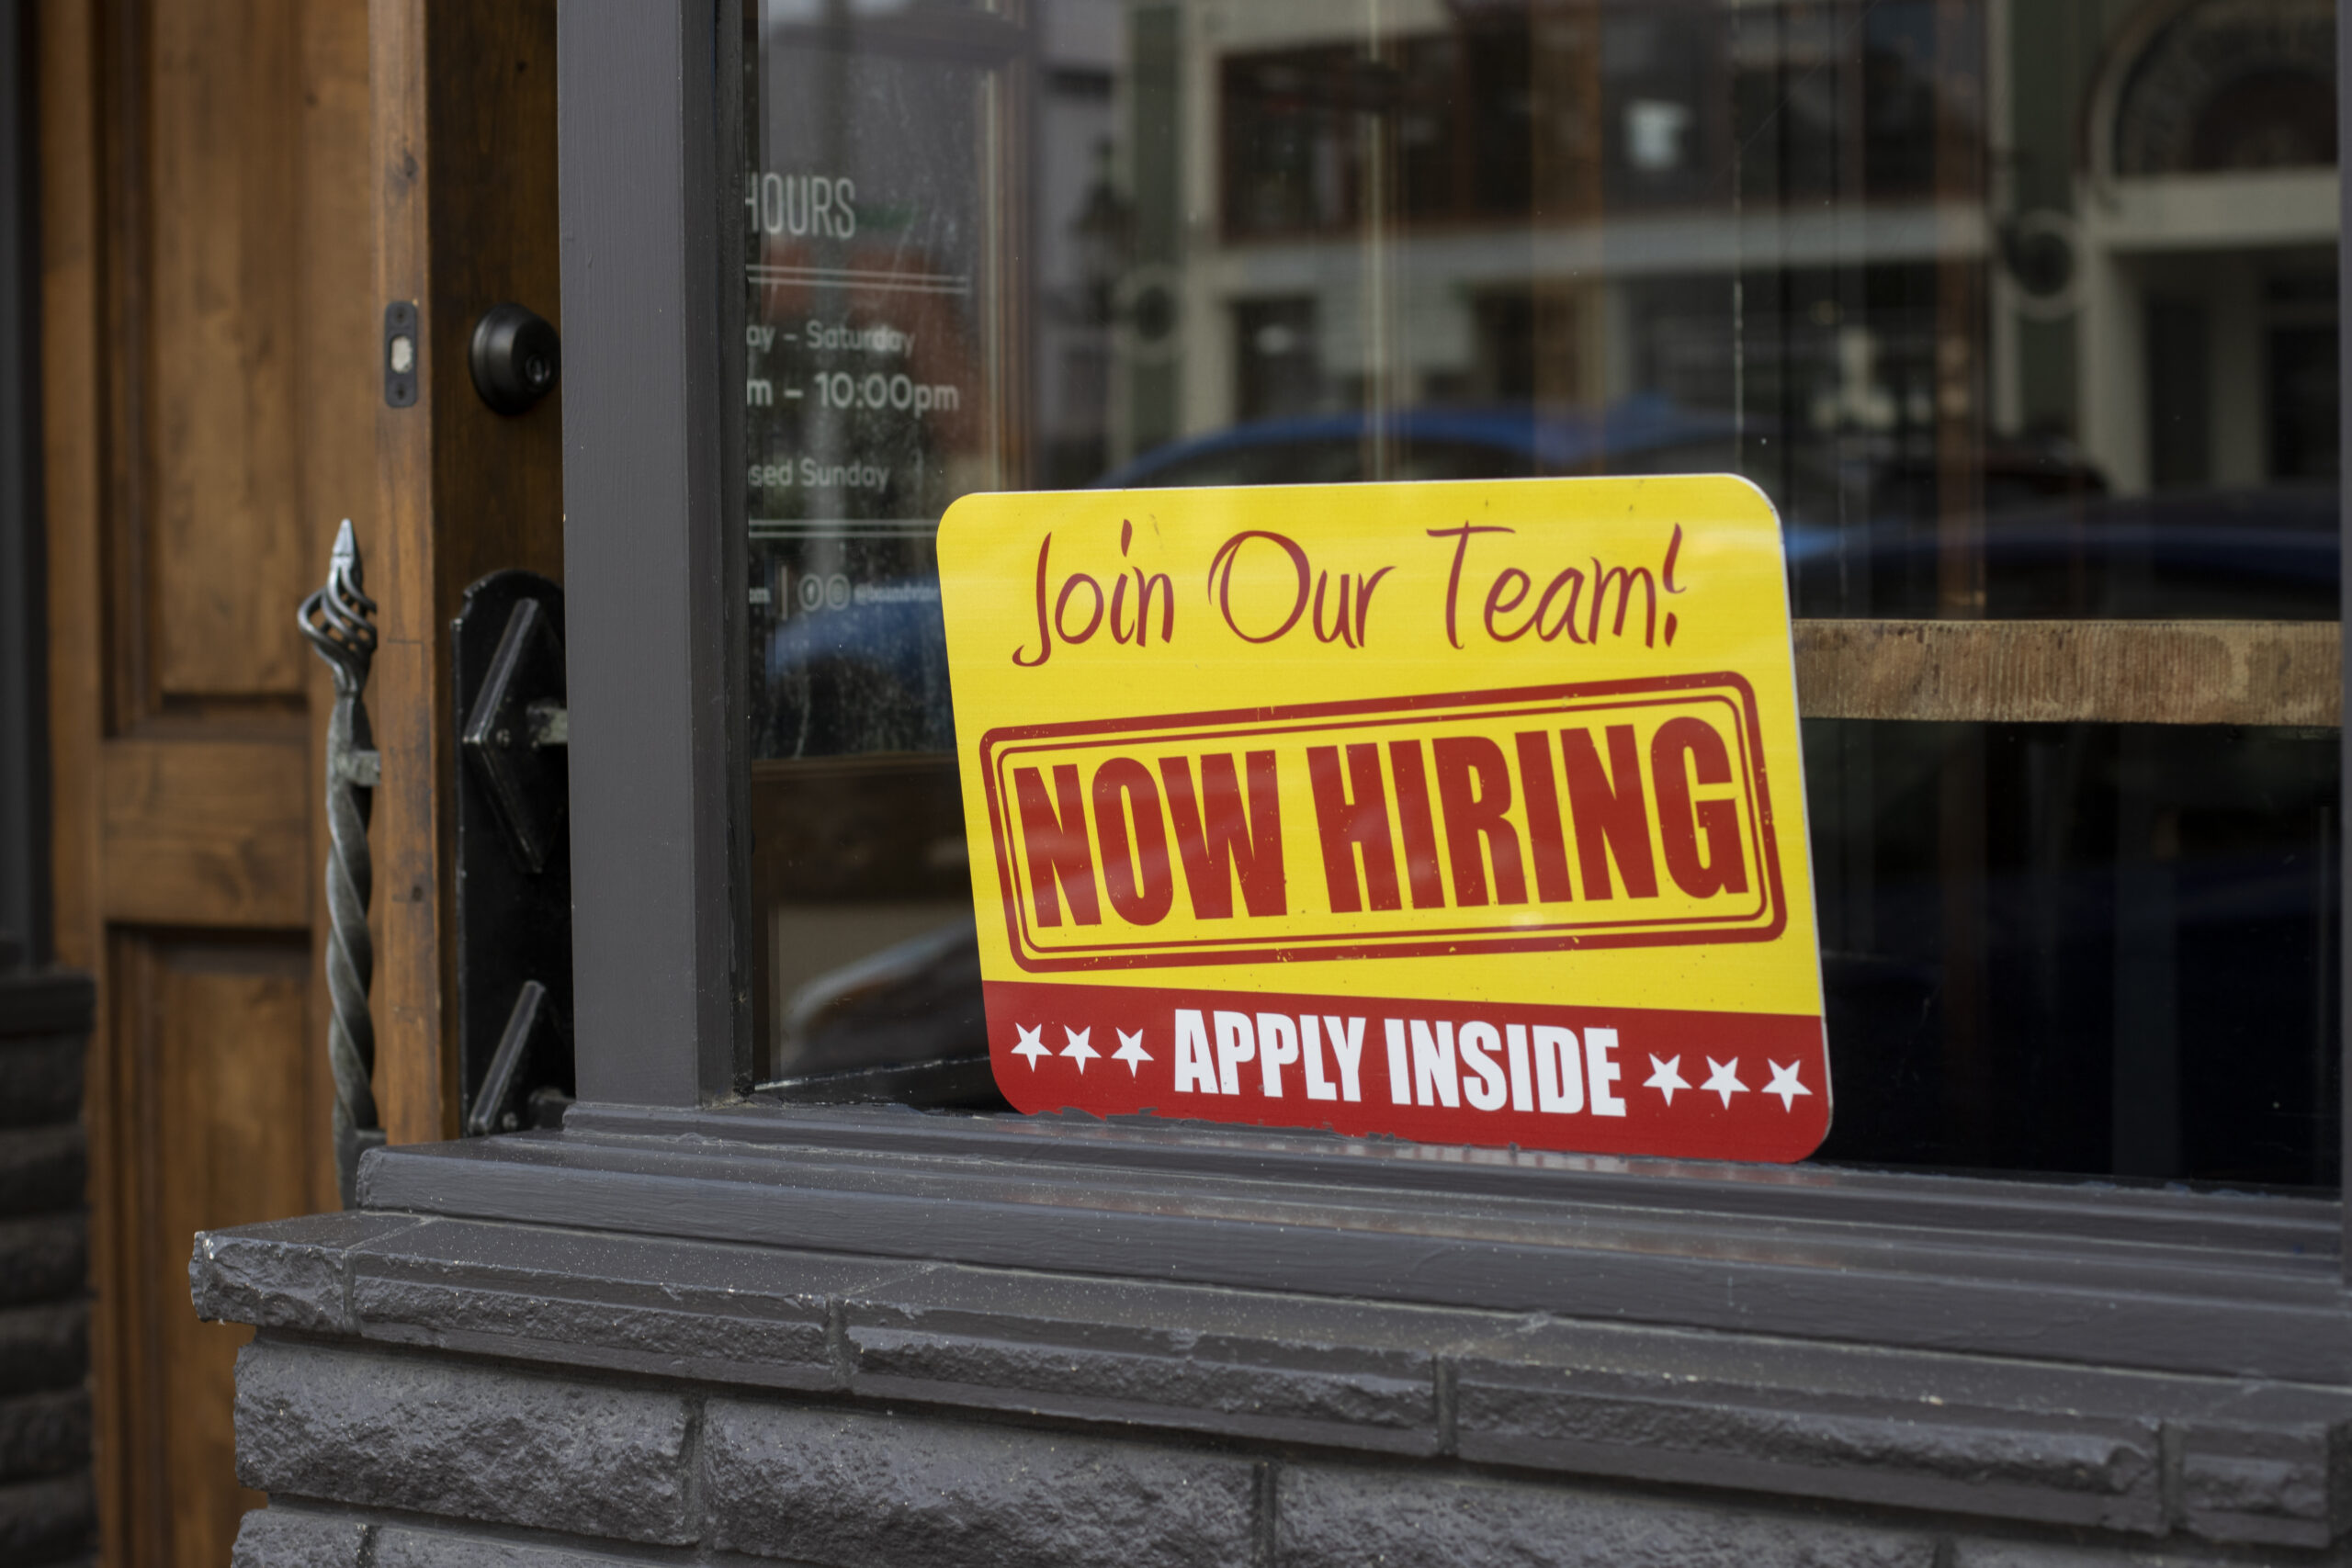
[1794,619,2341,728]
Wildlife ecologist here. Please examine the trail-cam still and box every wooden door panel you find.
[109,933,315,1568]
[98,739,308,929]
[148,0,308,702]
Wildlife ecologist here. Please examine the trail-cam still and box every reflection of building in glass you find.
[2073,0,2337,492]
[1035,0,1128,488]
[1090,0,2334,527]
[733,0,2344,1156]
[1108,0,1987,513]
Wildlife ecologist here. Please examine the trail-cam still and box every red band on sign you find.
[986,978,1830,1162]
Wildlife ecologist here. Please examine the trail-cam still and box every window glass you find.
[741,0,2340,1185]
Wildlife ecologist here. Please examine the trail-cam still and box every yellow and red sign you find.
[937,476,1826,1161]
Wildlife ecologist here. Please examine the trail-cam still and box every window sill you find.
[347,1101,2345,1382]
[196,1104,2352,1551]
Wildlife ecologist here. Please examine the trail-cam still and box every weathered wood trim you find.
[371,0,564,1145]
[370,0,445,1154]
[1793,619,2342,728]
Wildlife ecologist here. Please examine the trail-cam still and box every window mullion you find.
[559,0,747,1105]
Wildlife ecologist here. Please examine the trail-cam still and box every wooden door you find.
[40,2,560,1563]
[40,2,369,1562]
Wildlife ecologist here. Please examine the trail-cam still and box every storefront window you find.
[740,0,2339,1187]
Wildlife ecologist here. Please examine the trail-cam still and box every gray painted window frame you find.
[553,0,2352,1350]
[562,0,750,1107]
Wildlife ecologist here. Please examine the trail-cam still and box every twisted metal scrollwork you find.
[299,520,385,1206]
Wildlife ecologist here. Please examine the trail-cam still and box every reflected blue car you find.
[1094,395,1741,490]
[1782,485,2337,619]
[1093,397,2334,620]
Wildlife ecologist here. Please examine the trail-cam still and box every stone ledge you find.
[342,1215,910,1392]
[192,1212,421,1336]
[1458,1376,2160,1534]
[1453,1323,2165,1535]
[842,1263,1455,1454]
[361,1109,2352,1384]
[193,1212,2352,1551]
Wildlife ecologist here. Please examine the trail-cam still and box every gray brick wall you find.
[1275,1464,1936,1568]
[236,1342,695,1544]
[225,1338,2348,1568]
[199,1141,2352,1568]
[706,1401,1261,1567]
[0,972,93,1568]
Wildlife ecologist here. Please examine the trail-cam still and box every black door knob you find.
[469,303,561,415]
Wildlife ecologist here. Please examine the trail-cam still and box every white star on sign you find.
[1112,1028,1152,1077]
[1645,1054,1689,1105]
[1764,1059,1812,1111]
[1011,1024,1049,1069]
[1061,1026,1100,1074]
[1702,1056,1747,1109]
